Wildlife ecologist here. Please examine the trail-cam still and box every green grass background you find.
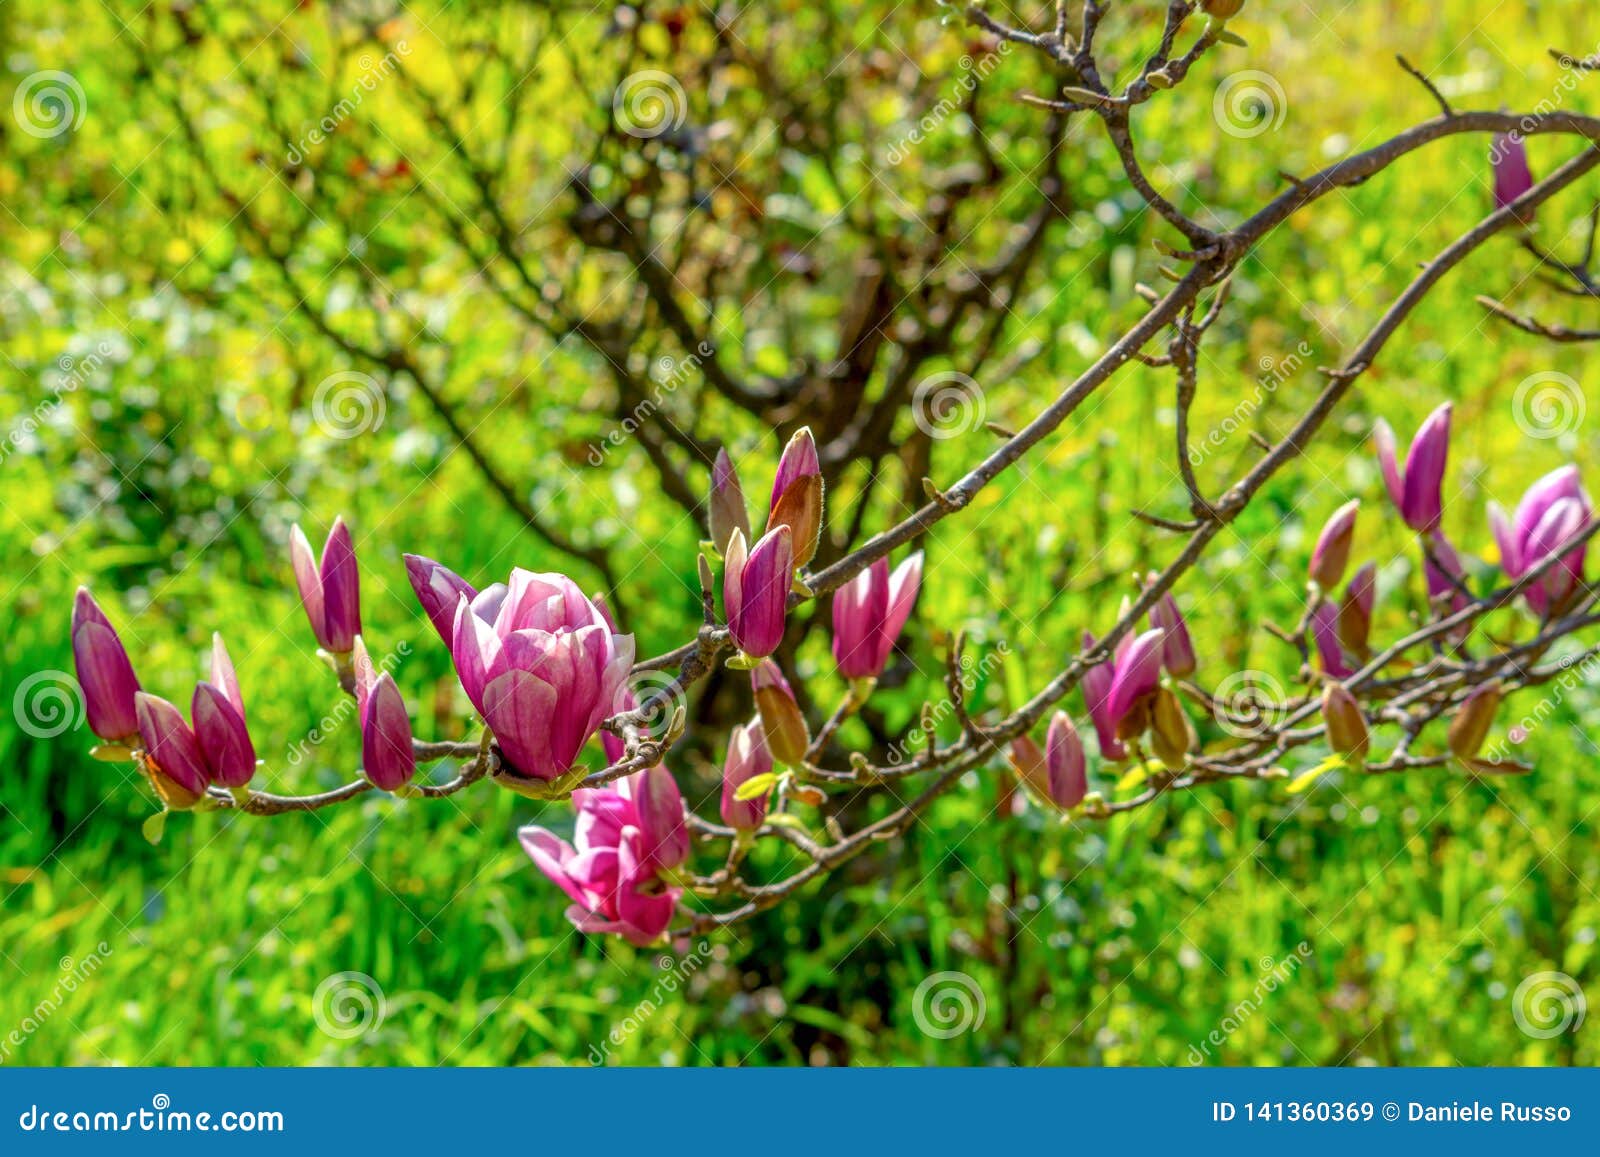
[2,1,1599,1065]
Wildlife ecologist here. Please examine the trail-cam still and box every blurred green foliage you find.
[2,1,1599,1066]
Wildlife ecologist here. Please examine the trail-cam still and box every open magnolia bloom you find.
[448,570,635,784]
[1490,465,1594,616]
[519,769,686,946]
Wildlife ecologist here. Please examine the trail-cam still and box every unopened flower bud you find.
[1491,133,1536,224]
[291,516,361,654]
[1448,680,1502,760]
[1202,0,1246,18]
[751,659,810,765]
[708,448,752,556]
[1374,403,1451,533]
[1151,687,1195,768]
[1337,562,1377,660]
[1106,628,1166,743]
[767,428,824,569]
[1005,713,1088,812]
[1146,577,1197,677]
[635,765,690,871]
[71,588,142,744]
[1309,499,1359,589]
[723,526,793,659]
[1043,713,1089,809]
[721,719,773,832]
[1311,602,1352,678]
[1320,682,1369,762]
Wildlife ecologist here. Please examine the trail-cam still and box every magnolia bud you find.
[768,428,824,569]
[751,659,810,765]
[1448,680,1502,760]
[721,719,773,832]
[1146,578,1197,678]
[1009,734,1048,797]
[1151,687,1195,767]
[1309,499,1359,589]
[708,448,751,556]
[1043,712,1089,809]
[1321,683,1369,762]
[1337,562,1377,660]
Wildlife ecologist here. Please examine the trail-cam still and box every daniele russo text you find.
[1409,1102,1572,1123]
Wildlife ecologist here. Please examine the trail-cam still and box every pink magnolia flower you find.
[1311,602,1352,678]
[767,427,823,568]
[133,692,209,809]
[1013,711,1088,810]
[1374,403,1451,532]
[591,593,634,766]
[1491,133,1535,220]
[291,517,361,653]
[633,765,689,872]
[1489,465,1592,615]
[404,554,507,646]
[449,570,635,782]
[723,526,793,659]
[352,638,415,791]
[1146,580,1197,677]
[721,718,773,832]
[520,773,683,946]
[1309,499,1359,589]
[831,551,923,679]
[708,447,752,556]
[191,633,256,788]
[1083,628,1165,759]
[71,588,141,743]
